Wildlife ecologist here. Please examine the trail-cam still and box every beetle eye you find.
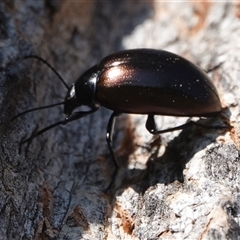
[66,84,76,100]
[69,85,76,98]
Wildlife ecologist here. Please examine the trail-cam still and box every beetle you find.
[12,48,228,188]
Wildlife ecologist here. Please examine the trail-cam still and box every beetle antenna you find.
[20,109,98,144]
[11,101,65,122]
[21,119,67,144]
[23,55,70,90]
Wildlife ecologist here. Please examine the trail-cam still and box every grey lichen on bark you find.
[0,1,240,240]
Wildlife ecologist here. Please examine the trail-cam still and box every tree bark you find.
[1,1,240,239]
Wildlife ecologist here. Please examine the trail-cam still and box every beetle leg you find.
[145,114,230,135]
[146,114,193,134]
[106,111,121,189]
[64,107,99,123]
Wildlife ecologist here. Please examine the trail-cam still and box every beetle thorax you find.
[64,65,99,115]
[75,65,99,106]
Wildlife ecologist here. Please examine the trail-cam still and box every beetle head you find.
[64,84,80,115]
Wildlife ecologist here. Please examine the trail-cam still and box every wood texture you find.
[0,1,240,239]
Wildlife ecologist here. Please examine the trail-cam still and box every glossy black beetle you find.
[12,49,227,188]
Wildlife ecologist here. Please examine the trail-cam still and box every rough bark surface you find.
[1,1,240,240]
